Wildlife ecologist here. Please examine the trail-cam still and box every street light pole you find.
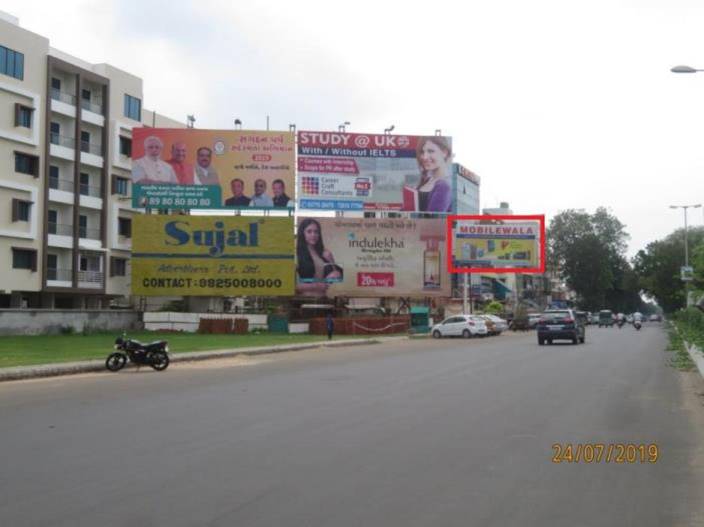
[670,204,701,306]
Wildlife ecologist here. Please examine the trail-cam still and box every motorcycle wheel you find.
[105,352,127,372]
[150,351,169,371]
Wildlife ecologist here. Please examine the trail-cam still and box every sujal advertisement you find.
[297,131,454,212]
[296,217,450,297]
[131,216,295,296]
[448,215,545,273]
[131,129,295,210]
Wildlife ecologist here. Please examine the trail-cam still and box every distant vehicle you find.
[626,315,634,324]
[432,315,488,338]
[591,313,600,325]
[585,311,593,325]
[481,314,509,335]
[528,313,542,329]
[598,310,614,327]
[649,314,661,322]
[537,309,586,345]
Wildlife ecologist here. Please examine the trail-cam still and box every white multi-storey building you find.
[0,11,183,308]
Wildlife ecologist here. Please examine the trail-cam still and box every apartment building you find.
[0,11,182,309]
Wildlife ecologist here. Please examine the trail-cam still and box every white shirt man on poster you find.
[132,136,178,185]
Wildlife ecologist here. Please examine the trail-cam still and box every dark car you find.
[537,309,586,345]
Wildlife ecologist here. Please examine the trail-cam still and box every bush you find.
[484,301,504,315]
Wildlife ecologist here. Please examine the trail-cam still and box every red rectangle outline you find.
[446,214,546,274]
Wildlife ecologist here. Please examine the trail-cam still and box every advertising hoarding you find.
[131,129,295,210]
[131,216,295,296]
[448,215,545,273]
[296,217,450,297]
[297,131,454,212]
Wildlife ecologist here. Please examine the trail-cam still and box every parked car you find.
[537,309,586,345]
[649,314,661,322]
[431,315,489,338]
[598,310,614,327]
[480,316,497,335]
[483,314,509,334]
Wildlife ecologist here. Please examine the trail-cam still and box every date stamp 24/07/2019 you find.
[552,443,659,464]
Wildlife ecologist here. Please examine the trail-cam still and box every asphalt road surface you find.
[1,323,703,527]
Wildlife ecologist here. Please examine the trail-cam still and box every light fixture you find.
[384,125,395,135]
[234,118,242,130]
[338,121,351,132]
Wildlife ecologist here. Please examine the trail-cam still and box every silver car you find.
[482,314,509,334]
[432,315,489,338]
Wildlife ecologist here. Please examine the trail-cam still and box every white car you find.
[432,315,488,338]
[482,314,509,334]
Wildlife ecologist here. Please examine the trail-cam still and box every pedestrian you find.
[326,313,334,340]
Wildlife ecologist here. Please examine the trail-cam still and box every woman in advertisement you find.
[416,136,452,212]
[296,218,343,296]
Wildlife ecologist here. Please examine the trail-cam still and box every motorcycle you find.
[634,320,642,331]
[617,319,625,329]
[105,334,170,372]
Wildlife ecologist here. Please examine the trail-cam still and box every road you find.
[1,323,703,527]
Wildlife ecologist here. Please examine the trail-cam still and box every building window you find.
[111,257,127,277]
[14,152,39,176]
[118,217,132,238]
[79,215,87,238]
[48,210,57,234]
[81,89,91,102]
[80,131,90,153]
[113,175,129,196]
[11,199,31,222]
[119,136,132,157]
[15,104,33,128]
[80,173,90,196]
[124,94,141,121]
[47,254,58,280]
[49,165,59,189]
[0,45,24,80]
[12,248,37,271]
[50,122,60,145]
[51,77,61,91]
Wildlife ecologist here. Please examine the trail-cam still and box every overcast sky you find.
[5,0,704,257]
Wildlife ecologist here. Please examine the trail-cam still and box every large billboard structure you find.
[131,129,295,210]
[131,216,295,296]
[297,131,454,212]
[448,215,545,274]
[296,217,450,297]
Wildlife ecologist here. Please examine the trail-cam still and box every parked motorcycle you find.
[105,334,170,372]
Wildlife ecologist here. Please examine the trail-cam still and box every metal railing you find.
[50,88,76,105]
[80,98,103,114]
[47,268,72,281]
[79,183,102,198]
[49,177,75,192]
[80,141,103,156]
[48,223,73,236]
[77,270,103,284]
[78,227,101,240]
[50,133,75,149]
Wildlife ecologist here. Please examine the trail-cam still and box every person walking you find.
[326,313,335,340]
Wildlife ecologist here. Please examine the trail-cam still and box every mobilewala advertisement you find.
[131,129,295,210]
[449,215,545,273]
[296,217,450,297]
[297,131,454,212]
[131,216,295,296]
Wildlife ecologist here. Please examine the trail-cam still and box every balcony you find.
[49,134,75,161]
[79,183,102,198]
[80,98,103,115]
[49,176,74,192]
[47,268,72,281]
[51,88,76,105]
[48,223,73,236]
[78,270,103,289]
[50,133,74,148]
[78,227,101,240]
[80,140,102,156]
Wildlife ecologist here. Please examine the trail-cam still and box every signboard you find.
[681,266,694,282]
[131,129,295,210]
[295,217,450,297]
[297,131,454,212]
[448,215,545,273]
[131,216,295,296]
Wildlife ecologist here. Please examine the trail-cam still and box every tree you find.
[634,227,704,313]
[548,207,641,312]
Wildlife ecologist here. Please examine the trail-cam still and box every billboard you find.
[297,131,454,212]
[131,129,295,210]
[131,216,295,296]
[296,217,450,297]
[448,215,545,273]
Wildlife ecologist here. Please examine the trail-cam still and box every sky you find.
[5,0,704,258]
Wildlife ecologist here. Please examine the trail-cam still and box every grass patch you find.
[666,322,696,371]
[0,332,381,369]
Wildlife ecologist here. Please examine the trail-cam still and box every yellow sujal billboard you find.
[131,216,295,296]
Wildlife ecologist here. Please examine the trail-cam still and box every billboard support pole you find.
[463,272,469,314]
